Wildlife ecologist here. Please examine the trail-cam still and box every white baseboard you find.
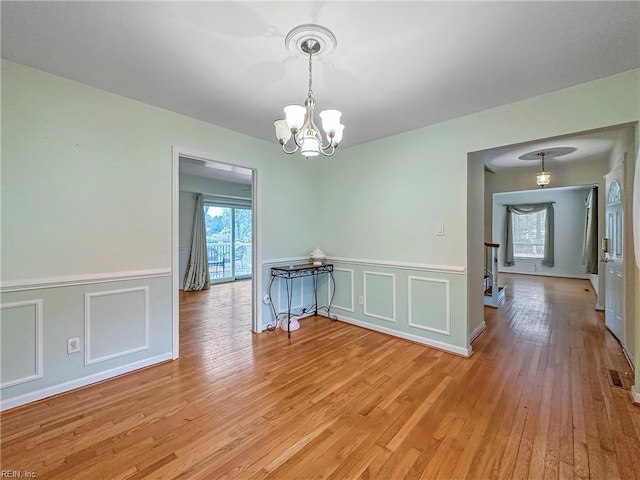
[595,304,605,311]
[631,385,640,405]
[622,344,635,372]
[0,353,172,411]
[470,321,487,343]
[319,312,471,357]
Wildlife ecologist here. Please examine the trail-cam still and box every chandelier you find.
[274,25,344,157]
[536,151,550,187]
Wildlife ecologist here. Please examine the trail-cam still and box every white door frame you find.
[171,146,262,359]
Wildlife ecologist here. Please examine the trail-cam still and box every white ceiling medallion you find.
[285,24,337,60]
[518,146,576,161]
[274,24,344,158]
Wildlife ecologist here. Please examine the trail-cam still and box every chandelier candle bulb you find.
[284,105,305,131]
[274,119,292,144]
[332,124,344,146]
[320,109,342,134]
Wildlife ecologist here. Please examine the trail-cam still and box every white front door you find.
[604,161,624,342]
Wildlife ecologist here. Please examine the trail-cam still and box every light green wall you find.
[467,152,485,336]
[635,124,640,402]
[2,58,639,405]
[317,68,640,353]
[0,60,318,407]
[1,60,317,282]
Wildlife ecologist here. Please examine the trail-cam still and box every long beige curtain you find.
[504,203,554,267]
[183,194,210,291]
[582,187,598,274]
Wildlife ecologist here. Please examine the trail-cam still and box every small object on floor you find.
[279,316,300,331]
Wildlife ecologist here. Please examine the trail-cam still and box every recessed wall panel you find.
[0,300,43,388]
[85,287,148,365]
[331,268,354,312]
[408,276,450,335]
[363,271,396,322]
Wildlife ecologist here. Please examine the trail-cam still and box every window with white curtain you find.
[512,210,546,258]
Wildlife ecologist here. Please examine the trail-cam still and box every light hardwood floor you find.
[1,275,639,479]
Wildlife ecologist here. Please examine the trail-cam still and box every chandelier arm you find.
[319,145,337,157]
[281,141,299,155]
[291,130,304,148]
[319,138,335,151]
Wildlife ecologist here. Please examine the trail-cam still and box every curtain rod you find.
[501,201,555,206]
[187,191,250,201]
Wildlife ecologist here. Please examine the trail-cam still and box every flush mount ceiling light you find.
[536,151,551,187]
[274,24,344,158]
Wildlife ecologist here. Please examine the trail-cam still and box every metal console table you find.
[268,263,335,338]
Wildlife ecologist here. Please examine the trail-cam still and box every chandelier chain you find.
[308,49,313,99]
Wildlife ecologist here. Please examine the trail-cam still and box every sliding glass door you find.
[204,204,252,282]
[234,208,252,279]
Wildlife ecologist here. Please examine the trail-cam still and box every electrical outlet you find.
[67,337,80,354]
[358,296,364,305]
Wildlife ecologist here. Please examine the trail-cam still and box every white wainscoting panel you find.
[84,287,149,365]
[0,299,43,388]
[330,268,354,312]
[407,276,451,336]
[363,271,396,323]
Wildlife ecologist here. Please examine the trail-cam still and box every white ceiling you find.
[2,1,638,151]
[480,125,630,172]
[179,157,253,185]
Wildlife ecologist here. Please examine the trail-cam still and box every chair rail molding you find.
[0,269,171,293]
[328,256,465,274]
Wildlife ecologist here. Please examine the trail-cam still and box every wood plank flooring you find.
[1,275,639,479]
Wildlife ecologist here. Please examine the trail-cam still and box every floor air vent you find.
[608,369,624,388]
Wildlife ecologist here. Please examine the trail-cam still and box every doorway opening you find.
[466,122,636,362]
[172,148,260,359]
